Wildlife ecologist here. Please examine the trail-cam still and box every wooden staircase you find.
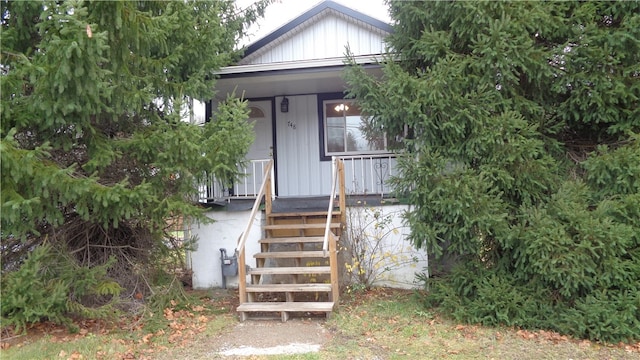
[234,159,346,322]
[237,211,342,321]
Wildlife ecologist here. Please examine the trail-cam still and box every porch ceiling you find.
[213,64,382,100]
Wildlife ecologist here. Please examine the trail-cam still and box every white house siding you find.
[240,11,386,65]
[272,95,398,198]
[345,205,429,289]
[189,211,264,289]
[275,95,332,197]
[189,205,427,290]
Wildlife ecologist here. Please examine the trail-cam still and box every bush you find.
[346,0,640,343]
[514,182,639,299]
[556,290,640,342]
[343,204,423,289]
[1,244,121,333]
[423,263,553,329]
[421,179,640,342]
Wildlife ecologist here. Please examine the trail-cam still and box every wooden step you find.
[263,223,341,231]
[254,251,326,259]
[268,211,341,218]
[245,283,332,292]
[259,236,326,244]
[237,301,335,321]
[248,266,330,275]
[236,301,334,312]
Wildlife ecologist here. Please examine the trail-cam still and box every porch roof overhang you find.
[213,55,383,100]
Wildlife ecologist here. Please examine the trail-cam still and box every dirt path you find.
[192,289,333,358]
[210,319,332,357]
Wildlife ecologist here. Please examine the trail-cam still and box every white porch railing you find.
[198,154,397,202]
[198,159,273,202]
[338,154,397,197]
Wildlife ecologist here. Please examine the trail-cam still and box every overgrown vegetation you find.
[1,244,121,334]
[342,203,422,290]
[1,0,269,331]
[345,1,640,342]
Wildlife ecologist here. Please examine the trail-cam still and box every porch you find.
[188,2,428,320]
[188,154,428,321]
[197,154,398,205]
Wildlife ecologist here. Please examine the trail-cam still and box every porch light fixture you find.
[334,103,349,112]
[280,97,289,113]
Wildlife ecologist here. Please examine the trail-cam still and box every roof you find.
[244,0,393,58]
[212,1,391,98]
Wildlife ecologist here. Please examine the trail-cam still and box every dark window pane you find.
[326,116,345,152]
[346,115,364,151]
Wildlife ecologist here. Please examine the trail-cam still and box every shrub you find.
[424,263,554,329]
[343,204,423,289]
[421,179,640,342]
[1,244,121,333]
[346,0,640,343]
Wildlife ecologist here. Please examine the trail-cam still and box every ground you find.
[208,319,331,357]
[153,288,333,359]
[2,288,639,360]
[0,289,333,359]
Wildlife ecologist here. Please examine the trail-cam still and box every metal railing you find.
[339,154,397,197]
[198,154,397,203]
[198,159,273,202]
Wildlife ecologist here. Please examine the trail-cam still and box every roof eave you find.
[215,54,384,77]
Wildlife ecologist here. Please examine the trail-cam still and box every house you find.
[188,0,428,321]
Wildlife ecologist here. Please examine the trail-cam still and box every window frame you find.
[317,93,390,161]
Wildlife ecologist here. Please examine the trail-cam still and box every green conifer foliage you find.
[345,1,640,342]
[1,0,268,324]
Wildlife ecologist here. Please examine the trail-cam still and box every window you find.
[323,100,387,156]
[248,106,265,118]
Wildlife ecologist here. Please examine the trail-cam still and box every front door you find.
[236,100,272,196]
[246,100,272,160]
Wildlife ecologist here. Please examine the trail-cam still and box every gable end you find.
[240,1,392,65]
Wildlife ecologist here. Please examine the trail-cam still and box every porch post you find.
[265,162,273,215]
[329,232,339,304]
[238,247,247,306]
[338,159,346,226]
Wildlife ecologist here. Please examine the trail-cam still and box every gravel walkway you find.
[210,319,332,357]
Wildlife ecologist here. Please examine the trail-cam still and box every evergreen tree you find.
[1,0,268,324]
[345,1,640,342]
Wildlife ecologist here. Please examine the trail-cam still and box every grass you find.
[1,333,129,360]
[1,288,638,360]
[321,288,639,360]
[0,289,239,360]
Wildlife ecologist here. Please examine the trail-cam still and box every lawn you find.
[323,288,639,360]
[1,288,638,359]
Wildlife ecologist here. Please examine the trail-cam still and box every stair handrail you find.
[323,156,343,255]
[235,159,274,255]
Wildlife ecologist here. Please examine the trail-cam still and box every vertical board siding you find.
[276,95,332,196]
[233,10,391,197]
[247,15,386,65]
